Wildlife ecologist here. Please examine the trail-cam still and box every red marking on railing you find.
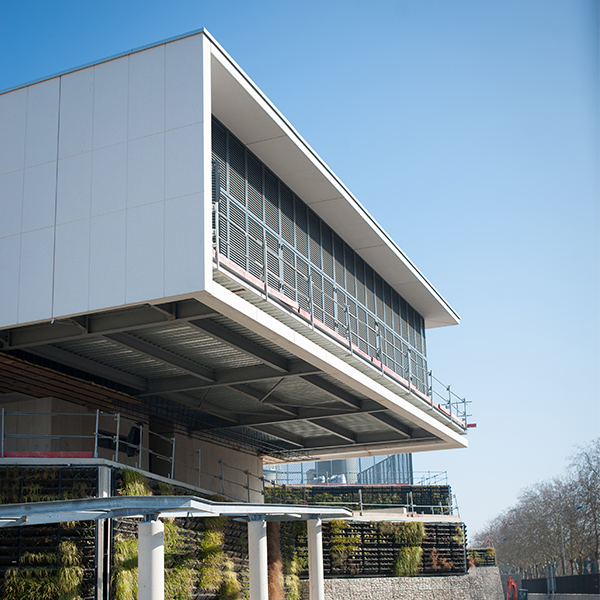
[2,451,94,458]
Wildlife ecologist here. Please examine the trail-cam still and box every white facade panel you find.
[91,143,127,216]
[22,162,56,233]
[56,152,92,224]
[165,193,204,296]
[18,227,54,323]
[93,58,129,150]
[0,88,27,176]
[165,35,204,130]
[58,68,94,159]
[0,235,21,328]
[1,33,210,329]
[128,46,166,141]
[24,79,59,168]
[165,123,203,199]
[0,171,24,238]
[125,202,165,304]
[89,211,127,310]
[127,134,165,208]
[53,219,90,316]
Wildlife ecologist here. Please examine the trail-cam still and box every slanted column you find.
[248,516,268,600]
[307,518,325,600]
[138,515,164,600]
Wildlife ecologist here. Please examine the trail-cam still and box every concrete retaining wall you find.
[301,567,504,600]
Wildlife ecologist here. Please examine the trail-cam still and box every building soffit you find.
[0,295,467,462]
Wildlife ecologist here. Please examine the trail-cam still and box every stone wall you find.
[301,567,504,600]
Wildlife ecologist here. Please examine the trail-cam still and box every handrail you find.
[212,188,470,428]
[0,409,267,504]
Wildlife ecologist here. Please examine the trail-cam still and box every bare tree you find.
[473,438,600,576]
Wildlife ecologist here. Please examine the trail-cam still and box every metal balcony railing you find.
[0,409,266,503]
[212,177,470,429]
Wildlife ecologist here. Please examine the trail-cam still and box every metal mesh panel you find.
[400,297,408,341]
[334,235,345,288]
[228,200,247,270]
[321,223,334,279]
[311,271,324,324]
[212,120,227,189]
[297,258,310,310]
[365,266,375,313]
[280,185,294,246]
[247,155,263,220]
[383,283,393,329]
[211,117,430,393]
[308,212,321,269]
[248,219,264,279]
[374,274,384,321]
[356,306,368,354]
[266,231,280,290]
[264,170,279,234]
[282,245,296,301]
[323,278,336,330]
[344,245,355,297]
[355,257,365,306]
[228,137,246,205]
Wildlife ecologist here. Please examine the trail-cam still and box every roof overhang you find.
[206,30,459,329]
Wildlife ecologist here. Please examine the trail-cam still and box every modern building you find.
[0,28,470,599]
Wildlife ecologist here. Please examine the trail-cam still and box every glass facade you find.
[212,118,429,392]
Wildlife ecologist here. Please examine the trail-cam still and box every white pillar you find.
[307,518,325,600]
[96,466,111,600]
[138,517,164,600]
[247,516,268,600]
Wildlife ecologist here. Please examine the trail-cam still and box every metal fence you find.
[0,409,265,503]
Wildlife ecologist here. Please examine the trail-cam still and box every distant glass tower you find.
[264,454,413,485]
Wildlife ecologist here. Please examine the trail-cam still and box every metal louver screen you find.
[211,117,429,393]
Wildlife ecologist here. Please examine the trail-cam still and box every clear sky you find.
[1,0,598,535]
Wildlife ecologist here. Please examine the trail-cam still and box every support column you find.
[307,518,325,600]
[96,466,111,600]
[248,516,268,600]
[138,516,164,600]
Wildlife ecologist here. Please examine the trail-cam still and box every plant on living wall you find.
[328,519,359,569]
[113,521,198,600]
[393,546,423,577]
[2,540,84,600]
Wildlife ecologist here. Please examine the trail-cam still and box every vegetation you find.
[378,521,425,546]
[3,540,84,600]
[393,546,423,576]
[113,472,244,600]
[120,469,152,496]
[472,438,600,576]
[329,519,359,568]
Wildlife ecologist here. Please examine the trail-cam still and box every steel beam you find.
[300,375,362,409]
[104,333,215,382]
[4,301,218,350]
[307,418,357,443]
[189,319,289,372]
[369,412,412,438]
[27,345,148,391]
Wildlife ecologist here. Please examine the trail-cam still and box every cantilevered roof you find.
[207,30,459,329]
[0,291,467,461]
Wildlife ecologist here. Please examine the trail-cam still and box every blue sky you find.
[1,0,598,534]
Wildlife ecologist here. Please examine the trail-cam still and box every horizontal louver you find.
[212,117,429,393]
